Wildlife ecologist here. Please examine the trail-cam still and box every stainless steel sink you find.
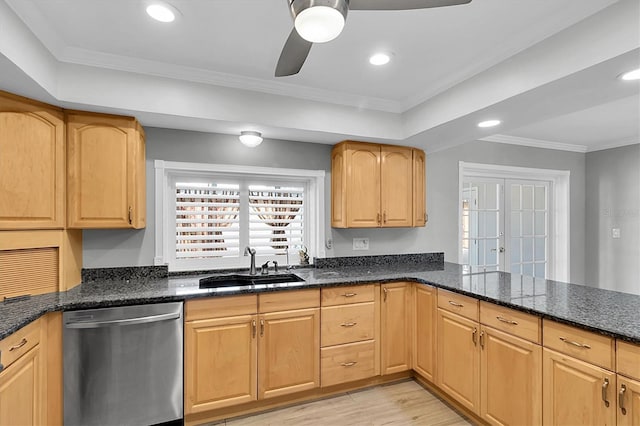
[199,273,304,289]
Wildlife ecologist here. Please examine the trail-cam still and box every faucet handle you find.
[273,261,279,272]
[261,261,270,274]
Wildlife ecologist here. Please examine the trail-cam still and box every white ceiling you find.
[0,0,638,152]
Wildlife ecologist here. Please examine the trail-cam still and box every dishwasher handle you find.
[65,311,181,329]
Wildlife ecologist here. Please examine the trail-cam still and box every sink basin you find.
[199,273,304,289]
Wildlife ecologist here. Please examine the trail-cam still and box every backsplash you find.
[313,252,444,269]
[82,265,169,282]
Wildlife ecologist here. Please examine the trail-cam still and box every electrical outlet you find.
[325,238,333,249]
[612,228,621,239]
[353,238,369,250]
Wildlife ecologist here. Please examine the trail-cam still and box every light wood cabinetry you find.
[480,326,542,425]
[543,348,616,425]
[413,284,436,382]
[618,375,640,426]
[320,284,379,388]
[331,141,425,228]
[258,307,320,399]
[436,308,480,414]
[0,91,65,230]
[67,111,146,229]
[381,282,412,375]
[618,341,640,382]
[185,290,320,419]
[412,149,427,226]
[543,319,615,370]
[0,319,44,426]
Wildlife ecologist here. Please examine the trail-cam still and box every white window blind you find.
[248,184,304,255]
[175,182,240,259]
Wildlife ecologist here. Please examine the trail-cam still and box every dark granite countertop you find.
[2,261,639,345]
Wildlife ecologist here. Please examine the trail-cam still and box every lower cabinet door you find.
[258,308,320,399]
[543,348,616,426]
[0,346,42,426]
[480,326,542,425]
[436,308,480,414]
[185,315,258,413]
[381,282,412,375]
[413,284,436,382]
[618,375,640,426]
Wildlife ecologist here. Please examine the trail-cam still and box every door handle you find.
[65,312,180,328]
[383,287,388,302]
[260,319,265,337]
[602,378,610,407]
[252,319,257,338]
[620,384,627,415]
[490,247,505,253]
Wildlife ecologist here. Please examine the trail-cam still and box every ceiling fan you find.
[275,0,472,77]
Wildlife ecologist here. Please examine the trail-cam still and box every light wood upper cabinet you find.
[66,112,145,229]
[543,348,616,426]
[0,91,65,230]
[380,146,413,227]
[480,326,542,426]
[412,149,427,227]
[258,308,320,399]
[618,375,640,426]
[413,284,436,382]
[185,315,258,413]
[381,282,412,375]
[331,141,425,228]
[437,308,480,414]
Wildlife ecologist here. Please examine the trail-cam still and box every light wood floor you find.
[211,380,472,425]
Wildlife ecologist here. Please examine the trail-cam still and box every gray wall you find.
[585,144,640,294]
[83,129,587,286]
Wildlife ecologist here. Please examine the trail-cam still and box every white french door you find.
[460,178,552,278]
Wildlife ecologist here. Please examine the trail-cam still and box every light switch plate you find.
[612,228,621,239]
[353,238,369,250]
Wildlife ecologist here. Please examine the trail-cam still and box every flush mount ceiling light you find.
[478,119,501,128]
[146,3,177,22]
[239,131,263,147]
[619,68,640,81]
[291,0,348,43]
[369,52,391,66]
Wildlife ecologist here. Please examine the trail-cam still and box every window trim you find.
[154,160,326,271]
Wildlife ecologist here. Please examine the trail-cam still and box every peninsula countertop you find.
[2,262,639,344]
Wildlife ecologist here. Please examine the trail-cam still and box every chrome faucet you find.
[244,246,257,275]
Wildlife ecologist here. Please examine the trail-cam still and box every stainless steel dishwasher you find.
[63,302,183,426]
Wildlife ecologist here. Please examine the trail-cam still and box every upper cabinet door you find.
[346,143,381,228]
[67,112,145,229]
[412,149,426,227]
[0,92,64,229]
[381,146,413,227]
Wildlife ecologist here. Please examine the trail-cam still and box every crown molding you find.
[586,137,639,153]
[480,134,588,153]
[57,46,404,114]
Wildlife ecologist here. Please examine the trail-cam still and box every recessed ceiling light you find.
[239,131,263,147]
[620,68,640,81]
[369,53,391,66]
[478,119,501,128]
[146,3,176,23]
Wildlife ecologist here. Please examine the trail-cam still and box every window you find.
[155,161,325,272]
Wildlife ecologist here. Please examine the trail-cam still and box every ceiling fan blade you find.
[275,28,313,77]
[348,0,471,11]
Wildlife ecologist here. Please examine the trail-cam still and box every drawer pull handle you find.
[620,384,627,415]
[341,361,357,367]
[448,301,464,308]
[340,322,357,327]
[342,293,357,297]
[602,378,610,407]
[496,316,518,325]
[9,338,27,351]
[559,336,591,349]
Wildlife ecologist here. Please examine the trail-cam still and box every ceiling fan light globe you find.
[295,6,345,43]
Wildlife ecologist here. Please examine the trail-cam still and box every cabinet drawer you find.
[321,284,375,306]
[543,320,614,370]
[259,289,319,313]
[321,340,376,387]
[480,301,541,344]
[321,302,375,347]
[0,318,40,371]
[185,295,257,321]
[437,289,479,321]
[617,340,640,381]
